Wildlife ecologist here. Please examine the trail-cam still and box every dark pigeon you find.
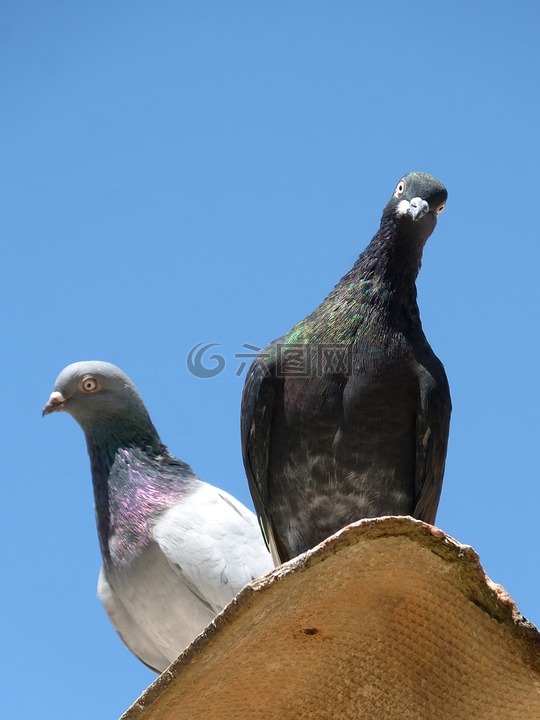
[43,361,273,672]
[241,171,451,564]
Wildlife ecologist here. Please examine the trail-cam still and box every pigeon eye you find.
[81,376,98,393]
[435,203,446,215]
[395,181,405,196]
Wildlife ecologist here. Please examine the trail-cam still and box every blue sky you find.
[2,2,539,717]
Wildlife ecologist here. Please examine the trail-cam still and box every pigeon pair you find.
[44,171,450,672]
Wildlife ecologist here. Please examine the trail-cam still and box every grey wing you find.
[413,362,452,525]
[151,483,273,612]
[97,566,169,673]
[241,356,288,563]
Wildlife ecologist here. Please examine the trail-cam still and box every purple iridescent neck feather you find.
[86,417,197,566]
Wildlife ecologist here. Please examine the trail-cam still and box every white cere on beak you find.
[396,199,411,216]
[42,390,67,416]
[48,391,65,406]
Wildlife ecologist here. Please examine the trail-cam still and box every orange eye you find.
[81,376,98,393]
[435,203,446,215]
[395,180,405,196]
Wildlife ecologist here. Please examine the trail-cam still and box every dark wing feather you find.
[241,356,289,562]
[413,362,452,524]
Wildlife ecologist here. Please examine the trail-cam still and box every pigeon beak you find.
[42,391,66,417]
[407,197,430,221]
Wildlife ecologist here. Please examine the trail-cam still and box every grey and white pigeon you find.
[43,361,273,672]
[241,171,451,565]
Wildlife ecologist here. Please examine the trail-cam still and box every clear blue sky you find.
[2,2,539,718]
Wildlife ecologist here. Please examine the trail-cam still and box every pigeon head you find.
[42,361,156,439]
[383,171,447,243]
